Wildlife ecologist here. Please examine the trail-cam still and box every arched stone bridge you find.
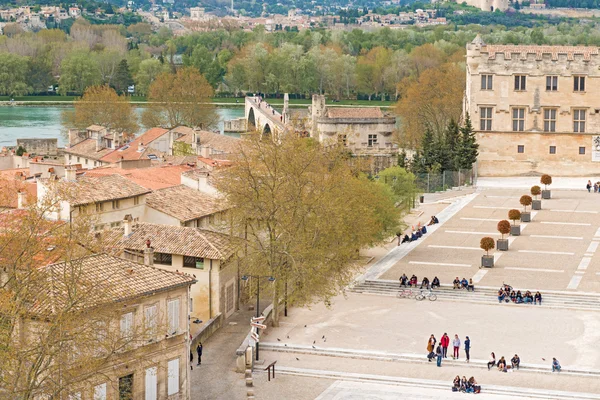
[245,96,286,137]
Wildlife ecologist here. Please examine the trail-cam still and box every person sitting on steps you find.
[428,215,439,226]
[411,231,418,241]
[409,275,418,287]
[399,274,408,287]
[467,279,475,292]
[401,234,411,244]
[487,352,496,370]
[431,276,440,289]
[534,291,542,305]
[516,290,523,304]
[420,277,430,289]
[511,354,520,370]
[498,290,506,303]
[453,277,461,289]
[460,277,468,289]
[497,356,507,372]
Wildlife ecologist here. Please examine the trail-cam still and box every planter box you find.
[542,190,551,199]
[521,212,531,222]
[510,225,520,236]
[497,239,509,251]
[532,200,541,210]
[481,255,494,268]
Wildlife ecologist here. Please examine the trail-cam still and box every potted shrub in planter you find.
[541,174,552,199]
[508,209,521,236]
[531,185,542,210]
[480,237,495,268]
[497,220,510,251]
[520,195,532,222]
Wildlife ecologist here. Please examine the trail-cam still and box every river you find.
[0,106,246,147]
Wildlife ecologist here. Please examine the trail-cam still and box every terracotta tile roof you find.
[197,157,233,168]
[326,107,384,119]
[83,164,194,190]
[100,128,169,163]
[482,45,599,61]
[45,174,151,206]
[0,169,37,208]
[31,254,195,314]
[86,125,106,131]
[196,130,242,154]
[63,138,116,161]
[145,184,226,222]
[120,222,236,260]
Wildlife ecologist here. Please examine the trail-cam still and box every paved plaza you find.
[257,187,600,399]
[193,185,600,399]
[380,188,600,292]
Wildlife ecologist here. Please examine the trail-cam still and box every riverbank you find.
[0,96,394,108]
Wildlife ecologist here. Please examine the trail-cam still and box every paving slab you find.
[262,292,600,370]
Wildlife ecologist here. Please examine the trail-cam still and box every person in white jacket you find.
[452,334,461,359]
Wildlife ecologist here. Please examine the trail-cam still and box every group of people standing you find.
[427,333,471,366]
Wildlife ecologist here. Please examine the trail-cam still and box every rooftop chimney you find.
[138,142,145,153]
[199,146,210,158]
[143,239,154,266]
[96,134,103,152]
[64,165,77,182]
[123,214,133,237]
[17,191,25,209]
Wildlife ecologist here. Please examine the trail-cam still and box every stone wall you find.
[466,40,600,176]
[16,138,58,156]
[477,132,600,176]
[224,118,247,132]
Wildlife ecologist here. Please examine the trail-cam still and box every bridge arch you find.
[248,107,256,131]
[263,123,272,139]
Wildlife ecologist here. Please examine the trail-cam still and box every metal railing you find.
[414,169,474,193]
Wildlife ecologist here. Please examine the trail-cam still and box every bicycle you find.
[416,289,437,301]
[397,288,416,299]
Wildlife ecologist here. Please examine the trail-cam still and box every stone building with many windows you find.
[465,36,600,176]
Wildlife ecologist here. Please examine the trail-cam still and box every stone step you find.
[349,288,600,311]
[255,366,600,400]
[259,343,600,378]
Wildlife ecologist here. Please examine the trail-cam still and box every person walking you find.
[452,334,461,359]
[436,344,443,367]
[196,342,203,366]
[440,333,450,358]
[464,336,470,363]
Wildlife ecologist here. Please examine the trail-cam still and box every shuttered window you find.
[120,312,133,339]
[167,298,180,335]
[145,367,157,400]
[145,305,157,338]
[167,358,180,395]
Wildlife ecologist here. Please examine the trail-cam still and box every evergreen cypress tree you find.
[458,113,479,169]
[445,119,461,170]
[113,59,134,95]
[421,127,436,170]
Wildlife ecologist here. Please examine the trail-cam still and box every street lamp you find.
[241,274,275,361]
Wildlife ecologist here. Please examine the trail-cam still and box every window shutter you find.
[93,384,107,400]
[145,367,157,400]
[167,358,180,395]
[168,299,179,334]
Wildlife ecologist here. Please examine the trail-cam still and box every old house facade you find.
[465,37,600,176]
